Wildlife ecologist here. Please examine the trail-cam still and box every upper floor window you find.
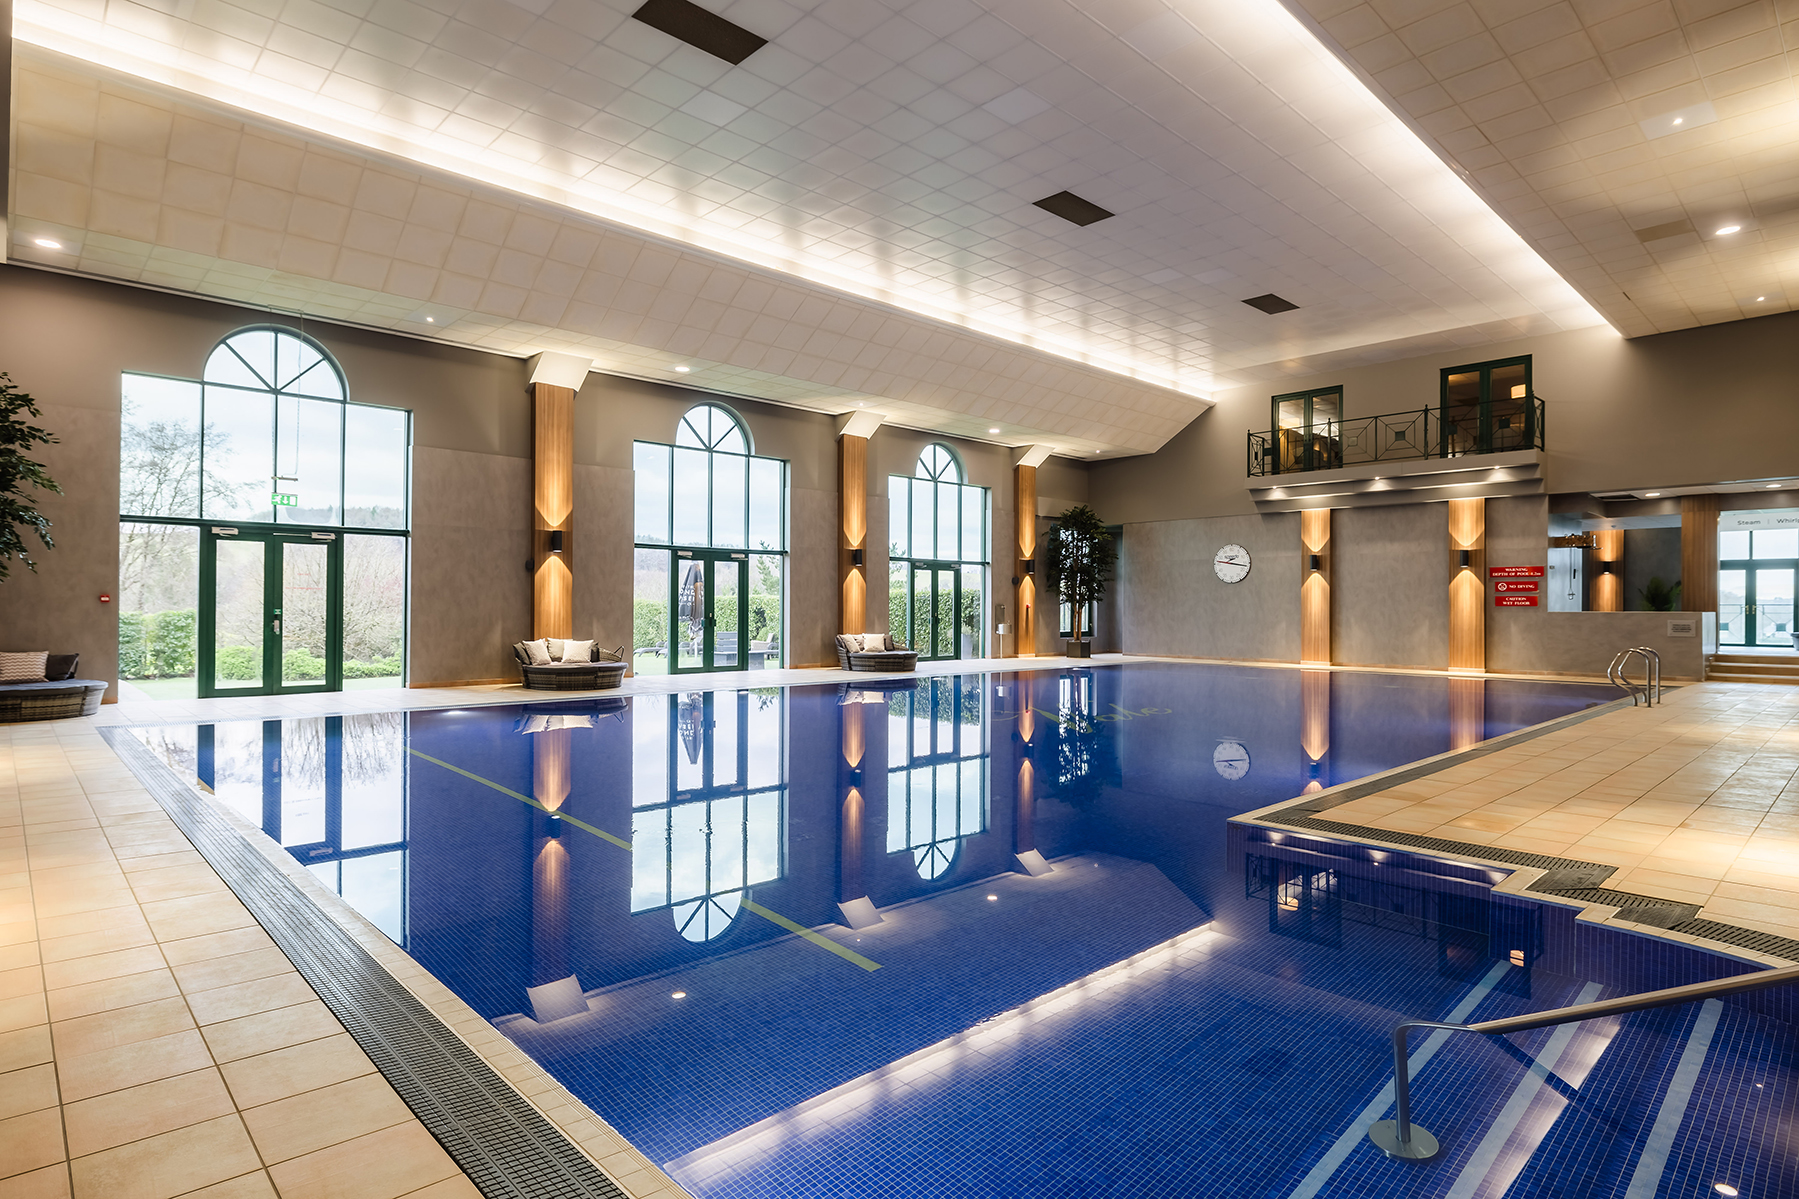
[120,327,409,529]
[634,403,786,551]
[890,444,987,563]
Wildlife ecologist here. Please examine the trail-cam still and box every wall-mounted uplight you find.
[1021,560,1036,575]
[548,530,565,553]
[850,548,864,567]
[1599,562,1615,574]
[1309,554,1322,572]
[1715,225,1741,235]
[1458,550,1471,568]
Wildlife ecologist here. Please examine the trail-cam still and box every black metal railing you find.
[1248,394,1545,477]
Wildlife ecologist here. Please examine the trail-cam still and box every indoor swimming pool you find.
[125,663,1798,1199]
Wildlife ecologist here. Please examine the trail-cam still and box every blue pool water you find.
[132,663,1799,1198]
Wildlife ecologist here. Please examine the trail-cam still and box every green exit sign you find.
[272,493,298,507]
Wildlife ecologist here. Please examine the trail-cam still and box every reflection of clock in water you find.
[1213,544,1251,583]
[1213,740,1250,780]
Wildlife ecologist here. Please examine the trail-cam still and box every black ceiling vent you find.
[1033,191,1114,227]
[1242,293,1300,315]
[632,0,767,64]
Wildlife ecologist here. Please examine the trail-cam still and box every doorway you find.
[1440,356,1535,456]
[672,551,751,673]
[1719,529,1797,648]
[1271,387,1342,473]
[905,562,980,662]
[200,527,342,697]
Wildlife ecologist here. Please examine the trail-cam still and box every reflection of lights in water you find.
[672,991,687,999]
[986,894,997,902]
[1510,949,1526,966]
[1714,1185,1739,1196]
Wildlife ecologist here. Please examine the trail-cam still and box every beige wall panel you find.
[1091,313,1799,525]
[572,463,633,656]
[1490,612,1706,681]
[788,485,837,666]
[1114,514,1299,662]
[1333,504,1447,670]
[409,447,532,685]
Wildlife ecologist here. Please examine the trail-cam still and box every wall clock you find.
[1214,740,1251,780]
[1214,544,1251,583]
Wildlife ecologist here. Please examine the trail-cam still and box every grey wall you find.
[1623,528,1683,611]
[1090,311,1799,525]
[1493,612,1705,680]
[1332,504,1447,670]
[1114,514,1299,662]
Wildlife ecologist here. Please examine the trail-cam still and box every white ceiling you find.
[1291,0,1799,337]
[7,0,1610,454]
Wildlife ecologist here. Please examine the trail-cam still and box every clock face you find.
[1214,740,1251,781]
[1214,544,1251,583]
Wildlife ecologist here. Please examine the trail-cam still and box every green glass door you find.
[672,550,749,673]
[1720,529,1798,648]
[909,563,960,661]
[200,527,342,697]
[1441,357,1532,456]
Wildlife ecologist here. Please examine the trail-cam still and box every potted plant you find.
[0,374,61,582]
[1637,576,1681,612]
[1044,505,1115,659]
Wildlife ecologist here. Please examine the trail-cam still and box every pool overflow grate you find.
[103,729,630,1199]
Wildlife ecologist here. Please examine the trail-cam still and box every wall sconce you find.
[1458,549,1471,568]
[1600,561,1615,574]
[1308,554,1322,572]
[1021,560,1036,575]
[548,530,565,554]
[850,548,864,567]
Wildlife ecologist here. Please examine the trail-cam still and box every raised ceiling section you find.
[1291,0,1799,337]
[10,0,1603,453]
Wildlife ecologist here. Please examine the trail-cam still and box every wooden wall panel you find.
[1015,464,1037,657]
[839,434,868,635]
[1681,494,1720,612]
[1592,528,1624,612]
[532,382,575,640]
[1300,508,1331,664]
[1447,498,1486,671]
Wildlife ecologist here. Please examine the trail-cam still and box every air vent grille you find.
[1242,293,1299,315]
[1033,191,1115,227]
[632,0,767,64]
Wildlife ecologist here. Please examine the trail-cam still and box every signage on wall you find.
[1489,566,1544,578]
[272,493,298,507]
[1495,596,1539,607]
[1493,580,1538,594]
[1720,510,1799,530]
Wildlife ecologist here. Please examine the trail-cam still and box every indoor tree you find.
[0,374,61,582]
[1044,505,1115,654]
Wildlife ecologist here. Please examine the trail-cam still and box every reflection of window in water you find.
[177,714,409,945]
[887,677,988,879]
[630,691,786,941]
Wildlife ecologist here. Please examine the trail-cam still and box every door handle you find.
[273,619,281,635]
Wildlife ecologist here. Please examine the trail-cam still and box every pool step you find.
[1706,653,1799,684]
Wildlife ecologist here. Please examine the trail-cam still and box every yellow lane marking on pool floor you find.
[407,749,632,849]
[408,750,881,970]
[742,899,882,972]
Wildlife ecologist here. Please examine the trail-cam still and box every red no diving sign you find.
[1493,580,1538,594]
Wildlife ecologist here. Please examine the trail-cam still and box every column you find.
[1300,508,1331,665]
[1013,446,1052,657]
[837,411,883,636]
[1592,528,1624,612]
[1300,668,1329,794]
[1680,494,1720,613]
[526,353,592,641]
[1447,498,1486,671]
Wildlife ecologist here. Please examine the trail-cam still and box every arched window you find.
[633,403,788,674]
[889,444,988,661]
[887,677,987,881]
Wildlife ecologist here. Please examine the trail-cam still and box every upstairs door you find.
[200,527,341,697]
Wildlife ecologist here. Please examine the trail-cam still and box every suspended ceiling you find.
[1,0,1667,456]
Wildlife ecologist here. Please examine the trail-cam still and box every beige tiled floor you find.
[1317,682,1799,942]
[0,717,481,1199]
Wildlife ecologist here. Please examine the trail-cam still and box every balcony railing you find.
[1248,395,1545,478]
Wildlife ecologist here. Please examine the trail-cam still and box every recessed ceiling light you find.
[1644,492,1661,497]
[1672,118,1683,125]
[1715,225,1741,235]
[1756,296,1765,302]
[988,427,1000,434]
[33,238,62,250]
[424,316,435,323]
[673,365,689,372]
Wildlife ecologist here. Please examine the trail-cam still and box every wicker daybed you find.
[0,654,108,722]
[511,640,629,690]
[835,633,919,673]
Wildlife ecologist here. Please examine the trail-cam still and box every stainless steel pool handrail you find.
[1607,647,1657,705]
[1369,962,1799,1161]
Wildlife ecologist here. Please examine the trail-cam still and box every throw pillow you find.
[0,651,50,683]
[523,639,553,666]
[545,638,567,661]
[563,639,595,663]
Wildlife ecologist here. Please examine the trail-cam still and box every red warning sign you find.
[1494,596,1539,607]
[1492,580,1539,594]
[1489,566,1545,578]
